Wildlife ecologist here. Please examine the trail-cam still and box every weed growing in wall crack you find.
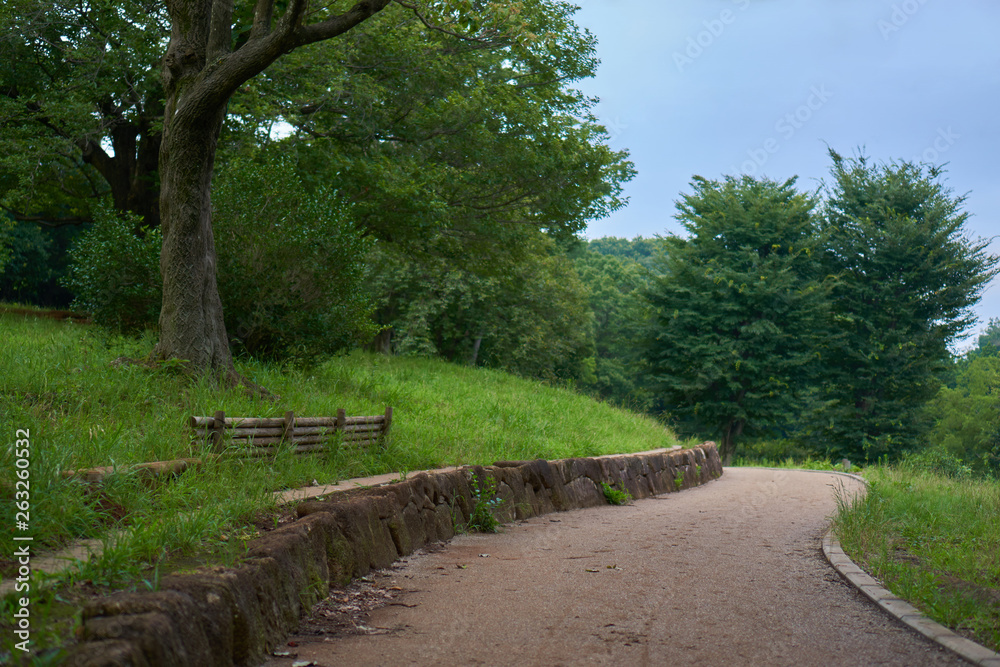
[601,481,632,505]
[467,474,503,533]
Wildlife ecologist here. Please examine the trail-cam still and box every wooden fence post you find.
[382,406,393,439]
[211,410,226,452]
[282,410,296,443]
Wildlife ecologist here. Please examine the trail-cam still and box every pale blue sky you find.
[573,0,1000,341]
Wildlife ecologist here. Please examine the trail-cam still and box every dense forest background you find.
[2,0,998,473]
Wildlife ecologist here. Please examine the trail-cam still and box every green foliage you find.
[899,445,974,479]
[369,237,596,384]
[212,150,377,361]
[467,474,504,533]
[925,353,1000,476]
[814,150,999,462]
[62,201,162,333]
[587,236,662,272]
[730,454,852,471]
[0,0,167,225]
[572,244,652,408]
[734,438,822,464]
[600,481,632,505]
[0,220,81,307]
[967,318,1000,362]
[238,1,633,263]
[642,175,828,463]
[4,0,633,378]
[0,216,12,273]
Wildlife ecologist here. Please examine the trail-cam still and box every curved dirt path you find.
[264,468,966,666]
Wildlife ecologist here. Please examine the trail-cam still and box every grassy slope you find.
[0,310,682,571]
[833,467,1000,652]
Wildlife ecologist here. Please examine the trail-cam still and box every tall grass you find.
[730,455,853,472]
[1,311,681,578]
[833,466,1000,652]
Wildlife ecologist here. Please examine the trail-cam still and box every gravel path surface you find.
[263,467,967,666]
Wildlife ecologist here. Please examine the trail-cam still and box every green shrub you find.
[924,354,1000,477]
[734,438,817,462]
[213,151,378,361]
[900,445,973,479]
[62,201,161,333]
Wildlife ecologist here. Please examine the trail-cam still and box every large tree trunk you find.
[150,0,236,379]
[718,418,744,466]
[370,327,394,355]
[149,0,393,381]
[152,104,233,377]
[80,105,163,229]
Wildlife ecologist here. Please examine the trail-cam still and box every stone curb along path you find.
[63,443,723,666]
[820,471,1000,667]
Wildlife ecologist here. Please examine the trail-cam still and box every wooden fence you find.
[190,407,393,456]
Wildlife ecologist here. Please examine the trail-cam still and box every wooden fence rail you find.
[190,407,393,456]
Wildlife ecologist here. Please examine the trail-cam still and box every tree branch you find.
[169,0,401,126]
[293,0,394,46]
[207,0,235,62]
[1,206,92,227]
[515,73,574,90]
[393,1,504,45]
[251,0,275,38]
[78,138,115,181]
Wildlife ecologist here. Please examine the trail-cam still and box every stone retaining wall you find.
[66,443,722,666]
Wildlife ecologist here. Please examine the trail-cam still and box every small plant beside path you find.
[601,481,632,505]
[466,474,504,533]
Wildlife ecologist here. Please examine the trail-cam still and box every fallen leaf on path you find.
[585,568,600,573]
